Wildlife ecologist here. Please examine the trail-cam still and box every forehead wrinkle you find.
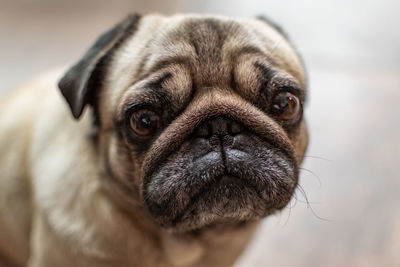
[140,39,196,77]
[253,62,276,86]
[181,19,242,87]
[224,46,274,79]
[226,46,268,60]
[160,65,193,109]
[245,19,306,87]
[140,56,192,80]
[119,53,194,122]
[135,15,305,107]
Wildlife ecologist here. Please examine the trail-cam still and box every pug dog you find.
[0,13,307,267]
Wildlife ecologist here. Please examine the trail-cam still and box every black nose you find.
[193,117,243,138]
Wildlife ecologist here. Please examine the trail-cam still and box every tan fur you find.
[0,14,307,267]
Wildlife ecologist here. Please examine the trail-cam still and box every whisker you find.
[300,167,322,188]
[291,192,321,205]
[296,184,331,222]
[302,155,333,162]
[282,195,297,227]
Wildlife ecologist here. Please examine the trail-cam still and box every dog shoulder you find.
[0,67,100,263]
[0,67,89,264]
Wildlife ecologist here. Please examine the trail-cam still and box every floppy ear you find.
[255,15,289,39]
[58,14,141,119]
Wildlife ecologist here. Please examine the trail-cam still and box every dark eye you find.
[271,91,301,120]
[130,109,161,137]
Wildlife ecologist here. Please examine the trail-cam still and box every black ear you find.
[58,14,141,119]
[256,15,289,40]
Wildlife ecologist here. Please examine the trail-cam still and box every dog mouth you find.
[169,173,264,227]
[143,134,297,231]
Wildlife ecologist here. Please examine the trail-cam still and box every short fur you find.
[0,13,307,267]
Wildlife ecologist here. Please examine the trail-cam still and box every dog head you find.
[58,14,308,231]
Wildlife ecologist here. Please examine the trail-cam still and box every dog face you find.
[59,14,308,231]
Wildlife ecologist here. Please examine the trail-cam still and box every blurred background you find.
[1,0,399,266]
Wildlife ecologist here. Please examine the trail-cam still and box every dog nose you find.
[194,117,243,138]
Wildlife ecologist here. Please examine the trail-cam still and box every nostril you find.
[194,117,243,139]
[228,121,243,136]
[194,123,212,138]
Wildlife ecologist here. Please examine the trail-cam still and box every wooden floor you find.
[0,0,399,266]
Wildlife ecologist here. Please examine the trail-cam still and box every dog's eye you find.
[271,91,301,120]
[130,109,160,136]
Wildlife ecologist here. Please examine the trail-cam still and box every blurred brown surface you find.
[1,0,399,266]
